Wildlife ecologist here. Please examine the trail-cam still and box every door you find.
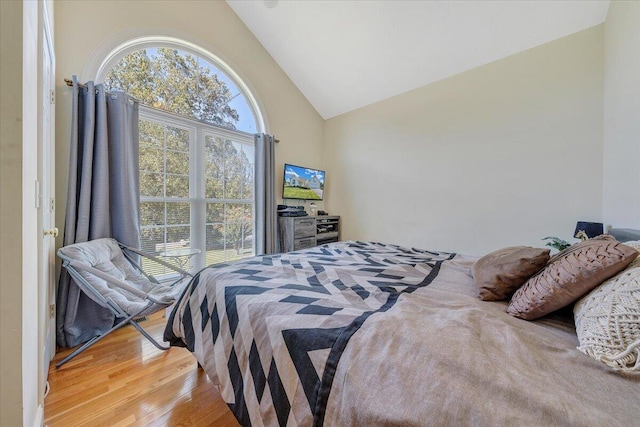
[38,3,56,401]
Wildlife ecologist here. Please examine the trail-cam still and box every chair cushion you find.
[59,238,188,316]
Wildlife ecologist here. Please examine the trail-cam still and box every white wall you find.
[603,0,640,229]
[325,26,604,255]
[0,1,41,426]
[0,2,24,424]
[53,0,327,236]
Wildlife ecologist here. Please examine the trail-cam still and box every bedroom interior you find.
[1,0,639,426]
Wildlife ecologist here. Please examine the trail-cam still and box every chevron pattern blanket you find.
[165,240,640,427]
[165,241,455,426]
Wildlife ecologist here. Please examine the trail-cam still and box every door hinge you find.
[49,304,55,318]
[50,197,55,213]
[50,90,55,105]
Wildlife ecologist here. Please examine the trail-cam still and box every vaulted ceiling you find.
[227,0,610,119]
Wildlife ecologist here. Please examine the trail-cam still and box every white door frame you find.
[37,0,56,407]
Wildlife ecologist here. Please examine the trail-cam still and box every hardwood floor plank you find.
[44,313,240,427]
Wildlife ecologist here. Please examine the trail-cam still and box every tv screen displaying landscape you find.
[283,163,325,200]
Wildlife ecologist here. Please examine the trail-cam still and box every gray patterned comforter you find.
[165,241,640,427]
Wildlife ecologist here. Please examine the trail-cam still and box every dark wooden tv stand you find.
[278,215,340,252]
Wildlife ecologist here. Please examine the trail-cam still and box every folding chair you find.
[57,237,193,368]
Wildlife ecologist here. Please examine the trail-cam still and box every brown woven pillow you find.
[472,246,550,301]
[507,235,639,320]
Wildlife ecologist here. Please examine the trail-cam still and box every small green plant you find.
[542,236,571,251]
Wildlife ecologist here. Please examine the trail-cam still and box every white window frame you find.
[139,106,255,273]
[94,35,266,133]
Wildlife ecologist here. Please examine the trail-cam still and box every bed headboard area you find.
[609,228,640,242]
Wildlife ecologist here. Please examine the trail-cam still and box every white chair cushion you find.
[60,238,187,316]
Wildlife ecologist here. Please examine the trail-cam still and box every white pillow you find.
[574,241,640,371]
[624,239,640,260]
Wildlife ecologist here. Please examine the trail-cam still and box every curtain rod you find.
[64,77,118,94]
[64,77,278,142]
[64,78,84,88]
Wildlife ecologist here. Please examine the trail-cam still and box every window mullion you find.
[163,125,168,268]
[138,108,255,276]
[191,125,206,271]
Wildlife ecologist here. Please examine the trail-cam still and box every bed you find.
[164,238,640,426]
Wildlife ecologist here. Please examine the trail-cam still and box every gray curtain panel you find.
[56,76,140,348]
[254,133,278,255]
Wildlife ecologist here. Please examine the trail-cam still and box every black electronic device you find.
[277,205,308,217]
[279,211,309,217]
[317,210,328,215]
[277,205,305,211]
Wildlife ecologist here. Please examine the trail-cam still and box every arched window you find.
[102,43,263,274]
[104,46,258,133]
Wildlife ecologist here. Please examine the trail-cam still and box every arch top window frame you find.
[95,35,266,134]
[95,36,265,274]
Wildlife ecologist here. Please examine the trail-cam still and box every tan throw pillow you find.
[574,262,640,371]
[472,246,550,301]
[507,235,639,320]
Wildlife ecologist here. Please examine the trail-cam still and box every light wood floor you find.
[44,312,240,427]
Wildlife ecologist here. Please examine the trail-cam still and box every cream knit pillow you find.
[574,240,640,371]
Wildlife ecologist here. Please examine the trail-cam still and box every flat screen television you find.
[283,163,325,201]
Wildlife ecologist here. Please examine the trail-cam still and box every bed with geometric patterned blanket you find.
[164,241,640,427]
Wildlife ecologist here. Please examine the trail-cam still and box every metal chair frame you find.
[57,241,192,368]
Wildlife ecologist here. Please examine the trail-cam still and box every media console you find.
[278,215,340,253]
